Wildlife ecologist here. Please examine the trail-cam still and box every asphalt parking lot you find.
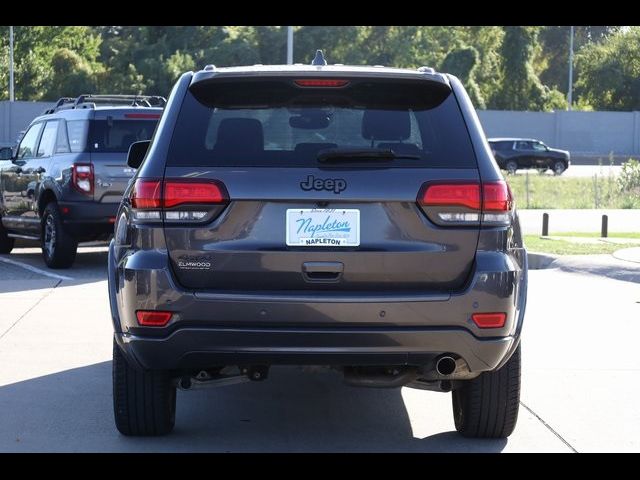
[1,246,639,452]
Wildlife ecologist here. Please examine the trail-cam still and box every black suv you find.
[0,95,163,267]
[488,137,570,175]
[109,54,528,438]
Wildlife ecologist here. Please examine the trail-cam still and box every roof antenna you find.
[311,49,327,66]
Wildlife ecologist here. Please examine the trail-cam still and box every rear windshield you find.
[167,79,477,168]
[88,120,158,153]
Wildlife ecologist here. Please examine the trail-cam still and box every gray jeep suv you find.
[109,53,528,438]
[0,95,163,268]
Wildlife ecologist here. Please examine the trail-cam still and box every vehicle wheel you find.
[452,344,521,438]
[0,220,14,254]
[112,339,176,436]
[505,160,518,175]
[552,161,567,175]
[41,203,77,269]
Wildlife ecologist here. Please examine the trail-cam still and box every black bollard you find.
[601,214,608,238]
[542,213,549,237]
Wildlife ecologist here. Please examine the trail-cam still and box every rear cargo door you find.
[162,76,481,292]
[90,112,160,203]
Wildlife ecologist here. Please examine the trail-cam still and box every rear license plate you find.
[286,209,360,247]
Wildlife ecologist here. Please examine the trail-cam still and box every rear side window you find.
[89,120,157,153]
[491,141,513,151]
[66,120,89,153]
[516,141,533,150]
[56,120,71,153]
[167,79,477,168]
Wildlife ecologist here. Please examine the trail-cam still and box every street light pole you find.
[567,25,574,111]
[286,26,293,65]
[9,26,15,102]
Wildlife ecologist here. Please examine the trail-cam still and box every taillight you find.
[136,310,173,327]
[131,179,162,208]
[164,181,226,208]
[130,178,228,223]
[294,79,350,87]
[130,179,162,221]
[72,163,94,195]
[418,180,512,226]
[471,312,506,329]
[483,181,512,211]
[482,181,512,224]
[421,183,481,210]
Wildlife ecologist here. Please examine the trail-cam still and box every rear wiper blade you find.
[317,147,420,163]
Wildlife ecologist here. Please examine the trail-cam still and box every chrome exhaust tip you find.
[435,355,457,376]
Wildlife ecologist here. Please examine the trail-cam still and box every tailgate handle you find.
[302,262,343,283]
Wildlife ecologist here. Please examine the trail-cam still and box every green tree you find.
[575,27,640,111]
[45,48,99,98]
[494,26,566,111]
[0,26,101,100]
[538,26,620,95]
[441,46,486,108]
[455,27,504,108]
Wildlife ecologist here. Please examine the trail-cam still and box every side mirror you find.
[127,140,150,169]
[0,147,13,161]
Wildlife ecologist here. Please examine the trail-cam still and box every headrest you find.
[362,110,411,141]
[215,118,264,152]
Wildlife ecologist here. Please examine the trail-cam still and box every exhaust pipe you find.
[435,355,457,376]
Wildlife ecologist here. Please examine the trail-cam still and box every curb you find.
[612,247,640,264]
[527,251,559,270]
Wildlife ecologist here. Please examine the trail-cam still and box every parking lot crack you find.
[0,280,63,341]
[520,401,578,453]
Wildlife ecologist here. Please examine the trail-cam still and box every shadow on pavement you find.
[549,256,640,284]
[0,247,108,293]
[0,363,507,452]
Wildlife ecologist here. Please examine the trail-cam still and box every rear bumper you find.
[58,201,118,237]
[115,327,514,372]
[109,241,528,373]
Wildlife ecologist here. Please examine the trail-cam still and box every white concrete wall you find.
[0,101,54,147]
[478,109,640,156]
[2,101,640,156]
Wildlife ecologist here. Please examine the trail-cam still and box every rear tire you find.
[452,344,521,438]
[505,160,518,175]
[0,220,14,254]
[112,339,176,436]
[41,202,77,269]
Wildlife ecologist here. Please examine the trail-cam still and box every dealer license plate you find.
[286,209,360,247]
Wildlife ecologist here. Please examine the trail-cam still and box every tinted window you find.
[491,141,513,151]
[67,120,89,153]
[56,120,71,154]
[89,120,157,153]
[168,80,477,168]
[516,141,533,150]
[37,121,59,157]
[17,123,44,160]
[532,142,546,151]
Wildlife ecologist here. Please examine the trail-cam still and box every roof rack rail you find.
[44,94,167,114]
[74,94,167,109]
[43,97,75,114]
